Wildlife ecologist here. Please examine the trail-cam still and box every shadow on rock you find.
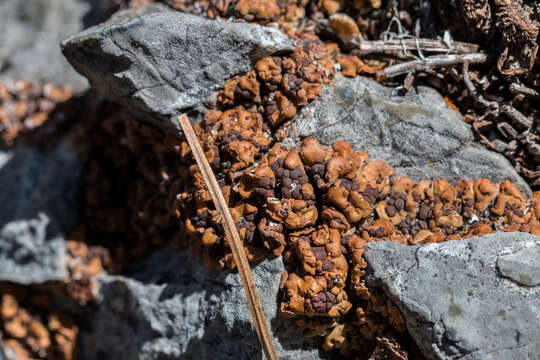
[179,314,261,360]
[127,246,233,301]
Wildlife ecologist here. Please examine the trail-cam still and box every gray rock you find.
[365,232,540,360]
[497,242,540,286]
[0,343,17,360]
[0,141,82,284]
[286,74,531,196]
[80,247,329,360]
[61,4,293,136]
[0,0,109,91]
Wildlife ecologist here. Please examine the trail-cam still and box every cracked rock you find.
[0,141,82,284]
[286,74,531,196]
[365,232,540,360]
[79,246,329,360]
[61,4,293,136]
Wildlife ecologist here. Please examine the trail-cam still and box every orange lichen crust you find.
[0,285,78,360]
[94,40,536,358]
[219,41,336,128]
[168,54,540,352]
[48,39,537,358]
[0,239,109,360]
[0,80,71,145]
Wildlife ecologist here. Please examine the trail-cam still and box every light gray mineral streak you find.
[365,232,540,360]
[287,74,531,196]
[61,4,293,136]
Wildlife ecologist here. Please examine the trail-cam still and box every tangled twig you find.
[377,53,492,80]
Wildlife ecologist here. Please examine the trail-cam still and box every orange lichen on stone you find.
[175,108,540,354]
[219,42,336,128]
[0,288,78,360]
[65,27,539,357]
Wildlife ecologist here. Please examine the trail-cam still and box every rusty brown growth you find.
[178,114,278,360]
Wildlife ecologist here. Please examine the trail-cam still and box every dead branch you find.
[501,104,532,129]
[378,53,492,79]
[462,62,499,109]
[352,39,479,55]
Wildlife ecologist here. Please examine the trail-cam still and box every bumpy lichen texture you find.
[168,42,540,356]
[0,81,72,145]
[65,40,540,358]
[3,37,538,358]
[0,240,110,360]
[179,133,540,355]
[0,285,78,360]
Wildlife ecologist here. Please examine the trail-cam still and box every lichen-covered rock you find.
[0,142,81,284]
[286,74,531,196]
[79,247,329,360]
[61,4,294,136]
[0,0,109,91]
[365,232,540,360]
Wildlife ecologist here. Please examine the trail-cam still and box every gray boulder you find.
[79,247,328,360]
[286,74,531,196]
[0,141,82,284]
[0,0,109,91]
[61,4,293,136]
[365,233,540,360]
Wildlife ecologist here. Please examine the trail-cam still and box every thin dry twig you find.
[462,62,499,109]
[352,39,479,55]
[501,104,533,129]
[378,53,492,80]
[178,114,279,360]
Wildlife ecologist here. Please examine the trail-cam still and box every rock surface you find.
[0,141,82,284]
[61,4,293,136]
[497,242,540,287]
[0,0,108,91]
[0,344,17,360]
[286,74,531,196]
[79,247,328,360]
[365,232,540,360]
